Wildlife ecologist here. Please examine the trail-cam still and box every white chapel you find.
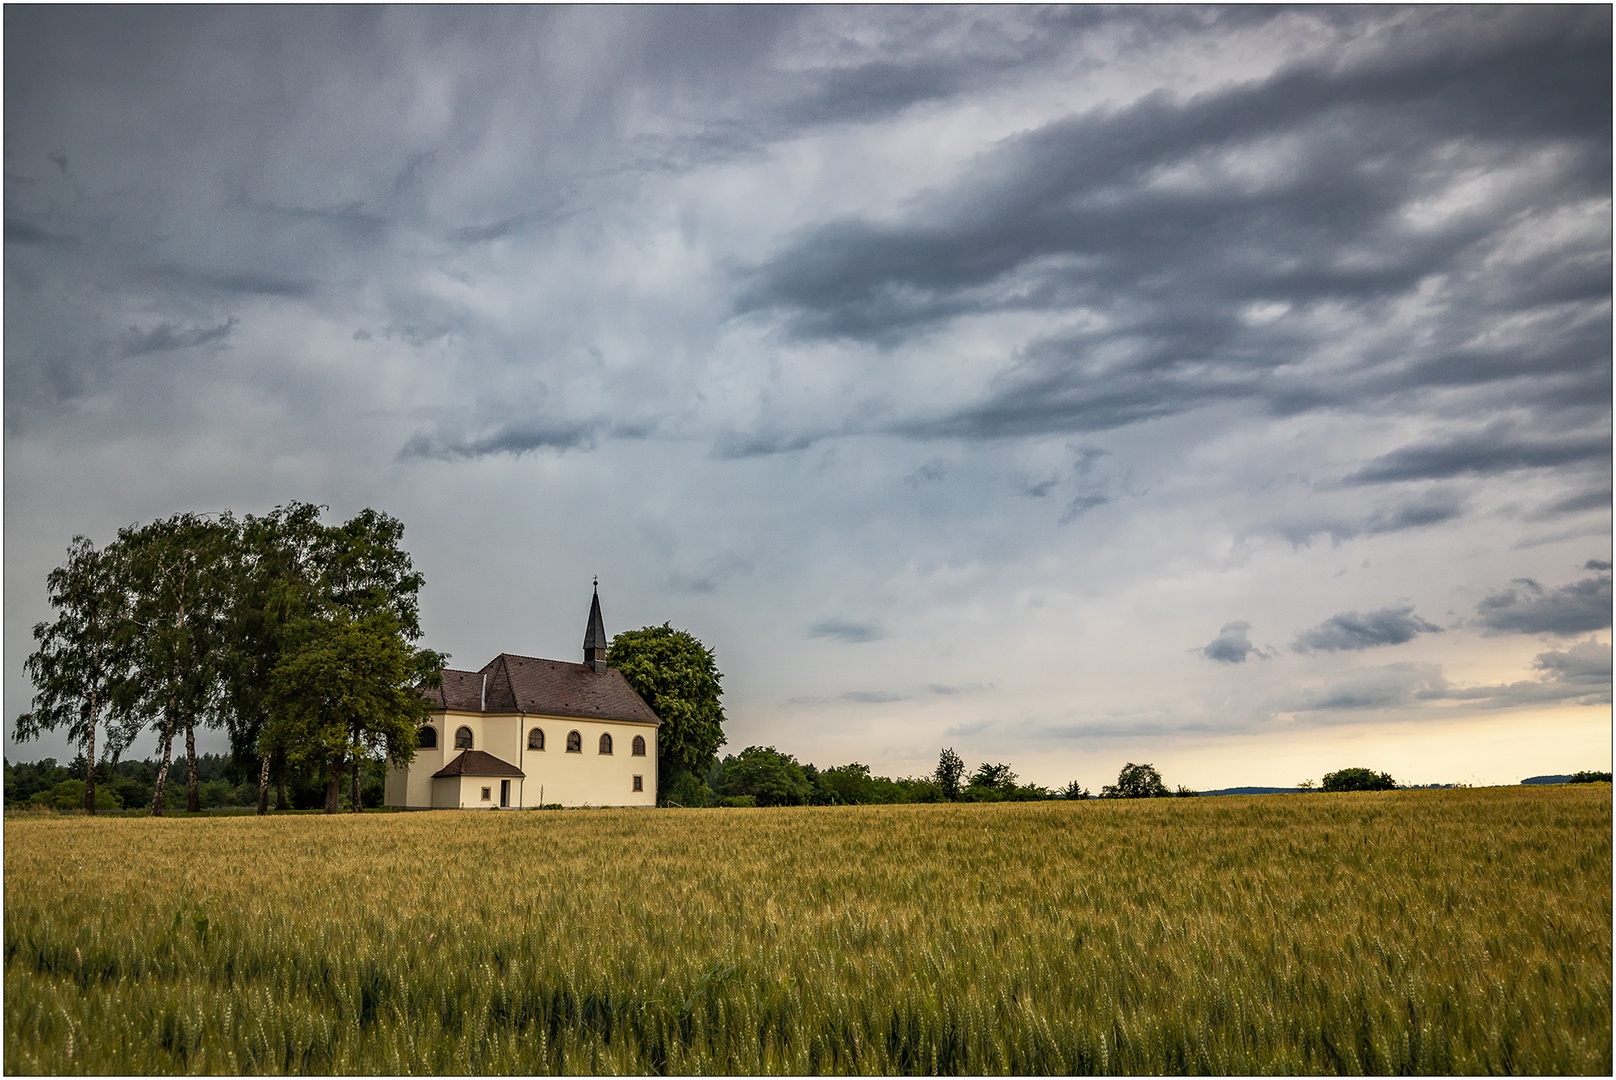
[384,587,660,809]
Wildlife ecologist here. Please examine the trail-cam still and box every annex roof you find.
[423,654,661,726]
[430,750,525,779]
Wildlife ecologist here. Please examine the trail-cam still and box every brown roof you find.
[431,750,525,778]
[422,653,661,726]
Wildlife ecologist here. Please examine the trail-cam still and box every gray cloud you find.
[807,619,884,644]
[733,7,1610,452]
[1293,605,1442,653]
[4,218,77,246]
[120,317,237,357]
[840,690,907,704]
[1423,640,1612,708]
[1347,427,1611,485]
[1475,572,1613,635]
[3,7,1609,784]
[399,418,604,461]
[1202,621,1265,664]
[666,553,753,595]
[1296,662,1447,713]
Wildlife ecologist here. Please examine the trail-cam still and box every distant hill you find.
[1198,786,1301,796]
[1521,775,1573,785]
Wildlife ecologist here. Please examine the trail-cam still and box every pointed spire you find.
[583,578,607,673]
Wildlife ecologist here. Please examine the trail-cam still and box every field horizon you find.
[6,786,1611,1074]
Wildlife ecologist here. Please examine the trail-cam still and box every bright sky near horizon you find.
[5,6,1610,790]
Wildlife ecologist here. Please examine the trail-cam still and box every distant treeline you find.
[1522,772,1612,785]
[4,753,388,813]
[668,750,1197,807]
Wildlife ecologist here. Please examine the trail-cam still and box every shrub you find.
[1569,771,1613,784]
[1322,767,1396,792]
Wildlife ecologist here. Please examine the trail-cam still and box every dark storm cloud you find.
[1202,621,1262,664]
[736,7,1610,446]
[1586,560,1613,571]
[807,619,884,643]
[1474,571,1613,635]
[1346,427,1612,484]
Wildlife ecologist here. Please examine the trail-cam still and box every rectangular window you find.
[632,775,643,792]
[481,787,491,801]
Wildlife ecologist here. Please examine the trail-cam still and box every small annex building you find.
[384,587,660,809]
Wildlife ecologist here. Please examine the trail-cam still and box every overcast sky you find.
[6,6,1610,789]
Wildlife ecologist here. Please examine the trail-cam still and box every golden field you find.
[4,785,1610,1074]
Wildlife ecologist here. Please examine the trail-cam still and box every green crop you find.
[5,785,1610,1074]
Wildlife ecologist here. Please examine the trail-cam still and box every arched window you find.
[455,726,473,749]
[632,735,646,757]
[417,726,438,749]
[528,728,545,751]
[599,733,613,755]
[566,730,581,753]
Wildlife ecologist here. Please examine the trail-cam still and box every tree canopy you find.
[1322,767,1397,792]
[713,746,811,807]
[606,623,726,801]
[17,503,440,815]
[1100,762,1171,799]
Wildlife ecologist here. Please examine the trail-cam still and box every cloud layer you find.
[5,7,1609,786]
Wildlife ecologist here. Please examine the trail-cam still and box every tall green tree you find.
[218,502,328,813]
[934,747,965,801]
[114,513,234,814]
[267,609,442,813]
[606,624,727,804]
[17,536,131,813]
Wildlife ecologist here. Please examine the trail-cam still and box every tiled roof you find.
[431,750,524,778]
[421,654,661,725]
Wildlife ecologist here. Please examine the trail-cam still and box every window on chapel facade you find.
[632,735,646,756]
[455,726,473,749]
[418,726,438,749]
[599,733,613,755]
[528,728,545,751]
[566,730,581,753]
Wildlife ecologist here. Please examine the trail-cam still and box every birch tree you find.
[17,536,131,813]
[117,514,232,815]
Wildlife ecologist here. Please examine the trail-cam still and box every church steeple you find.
[583,578,608,674]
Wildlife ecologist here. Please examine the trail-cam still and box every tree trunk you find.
[257,753,271,815]
[185,716,199,812]
[351,753,361,813]
[275,759,286,811]
[150,713,176,815]
[85,699,97,815]
[324,752,344,814]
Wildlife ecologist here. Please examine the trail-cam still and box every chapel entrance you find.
[500,779,511,807]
